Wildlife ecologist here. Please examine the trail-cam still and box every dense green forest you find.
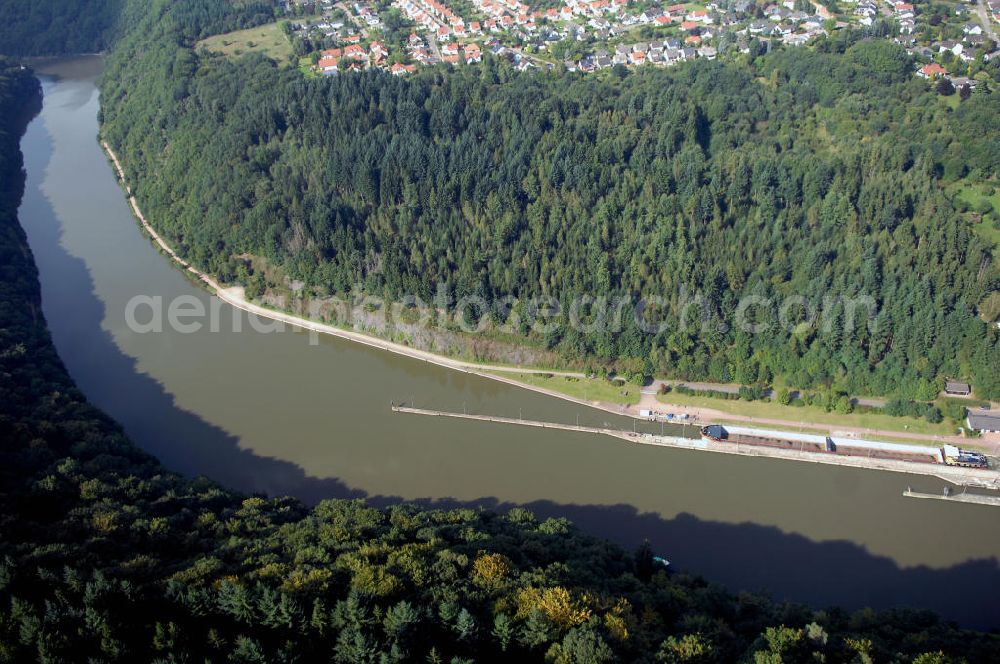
[0,0,125,56]
[3,49,1000,662]
[98,1,1000,400]
[0,0,277,57]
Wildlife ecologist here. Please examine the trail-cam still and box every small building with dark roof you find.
[945,380,972,396]
[967,412,1000,433]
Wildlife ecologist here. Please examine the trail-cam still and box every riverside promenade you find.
[391,405,1000,490]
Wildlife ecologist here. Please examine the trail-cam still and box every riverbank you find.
[101,140,998,459]
[102,143,577,375]
[504,370,1000,451]
[392,406,1000,490]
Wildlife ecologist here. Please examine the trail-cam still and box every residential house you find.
[369,40,388,60]
[686,9,713,23]
[784,32,811,45]
[464,43,482,62]
[391,63,417,75]
[966,411,1000,433]
[342,44,367,60]
[949,76,977,90]
[917,62,947,78]
[641,8,664,23]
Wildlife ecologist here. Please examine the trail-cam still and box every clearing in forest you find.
[949,181,1000,253]
[197,22,292,64]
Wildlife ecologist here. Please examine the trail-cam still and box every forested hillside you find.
[99,4,1000,400]
[0,0,275,57]
[0,0,124,56]
[3,51,1000,662]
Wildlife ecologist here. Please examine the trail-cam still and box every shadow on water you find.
[17,65,1000,631]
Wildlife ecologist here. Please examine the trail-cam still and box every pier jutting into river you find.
[391,405,1000,490]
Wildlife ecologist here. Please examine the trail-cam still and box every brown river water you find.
[17,56,1000,628]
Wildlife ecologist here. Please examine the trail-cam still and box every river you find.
[17,56,1000,628]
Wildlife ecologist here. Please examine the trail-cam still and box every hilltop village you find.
[281,0,998,92]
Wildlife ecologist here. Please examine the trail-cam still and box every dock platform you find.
[903,488,1000,507]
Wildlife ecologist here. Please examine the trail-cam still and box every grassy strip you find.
[655,391,957,436]
[505,373,642,406]
[491,371,966,439]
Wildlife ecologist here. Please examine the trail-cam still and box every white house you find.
[967,412,1000,434]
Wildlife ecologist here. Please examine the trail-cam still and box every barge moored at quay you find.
[700,425,989,469]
